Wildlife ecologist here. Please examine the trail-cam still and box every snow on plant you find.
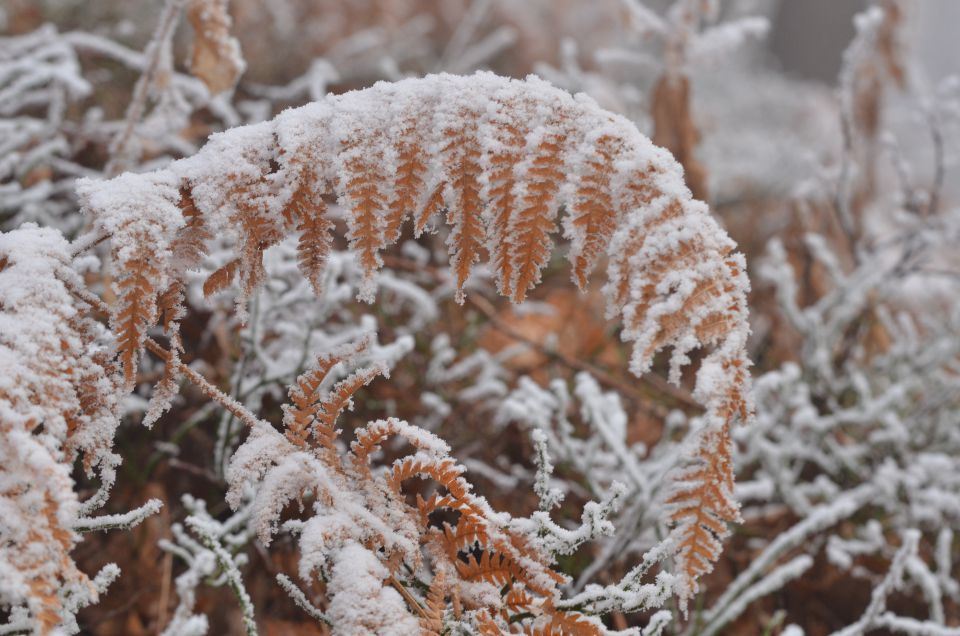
[0,225,159,633]
[0,71,757,634]
[8,1,958,634]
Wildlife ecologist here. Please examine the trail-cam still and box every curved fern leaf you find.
[80,72,753,597]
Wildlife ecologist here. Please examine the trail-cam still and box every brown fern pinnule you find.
[202,257,240,297]
[284,355,343,450]
[484,97,528,297]
[666,425,739,597]
[157,281,184,335]
[170,188,211,272]
[294,195,334,293]
[609,200,683,315]
[441,107,486,303]
[232,184,282,301]
[113,239,160,390]
[340,137,389,299]
[350,419,404,468]
[285,164,334,294]
[419,570,447,635]
[567,134,621,290]
[510,117,568,302]
[386,118,428,242]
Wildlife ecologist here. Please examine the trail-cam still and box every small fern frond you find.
[350,417,449,470]
[282,160,335,295]
[455,551,524,589]
[509,115,568,302]
[282,339,376,455]
[420,570,447,635]
[439,98,486,303]
[526,611,606,636]
[0,226,126,631]
[314,365,384,437]
[388,455,467,498]
[202,257,240,297]
[285,360,340,449]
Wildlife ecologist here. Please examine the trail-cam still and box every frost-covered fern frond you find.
[0,225,159,634]
[78,71,752,604]
[228,342,621,634]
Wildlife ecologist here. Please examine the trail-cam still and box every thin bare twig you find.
[389,575,428,619]
[69,231,110,258]
[105,0,187,176]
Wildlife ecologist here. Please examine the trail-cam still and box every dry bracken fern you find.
[0,227,123,633]
[78,71,752,611]
[230,344,599,632]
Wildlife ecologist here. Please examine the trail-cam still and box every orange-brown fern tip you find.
[77,71,753,595]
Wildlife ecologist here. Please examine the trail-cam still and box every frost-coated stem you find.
[187,517,258,636]
[105,0,187,176]
[830,530,919,636]
[276,574,330,625]
[696,484,878,634]
[642,610,673,636]
[73,498,163,533]
[700,555,813,636]
[143,337,266,430]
